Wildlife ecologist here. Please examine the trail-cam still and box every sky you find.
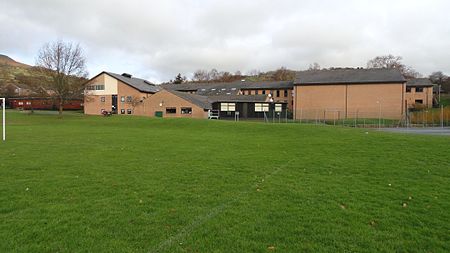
[1,0,449,83]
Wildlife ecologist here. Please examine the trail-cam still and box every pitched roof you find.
[208,94,270,103]
[160,80,294,94]
[165,90,212,110]
[162,90,275,109]
[105,72,160,93]
[294,68,406,85]
[406,78,434,87]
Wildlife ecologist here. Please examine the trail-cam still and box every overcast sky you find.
[1,0,449,83]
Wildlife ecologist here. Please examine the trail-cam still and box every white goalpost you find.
[1,98,5,141]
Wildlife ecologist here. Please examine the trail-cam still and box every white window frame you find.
[255,103,269,112]
[275,104,282,112]
[220,103,235,112]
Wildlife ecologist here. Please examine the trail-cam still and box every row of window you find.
[101,109,133,114]
[18,102,32,105]
[242,89,289,97]
[406,87,424,93]
[220,103,283,112]
[100,96,134,103]
[86,84,105,91]
[165,107,192,114]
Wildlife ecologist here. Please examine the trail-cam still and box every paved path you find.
[379,127,450,136]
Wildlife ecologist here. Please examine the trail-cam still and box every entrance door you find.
[112,95,118,114]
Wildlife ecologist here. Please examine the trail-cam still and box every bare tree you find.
[127,95,142,111]
[192,69,209,82]
[367,54,421,79]
[429,71,448,85]
[35,40,88,116]
[308,62,321,71]
[272,67,296,81]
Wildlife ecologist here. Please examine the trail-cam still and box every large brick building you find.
[84,68,436,121]
[293,68,407,120]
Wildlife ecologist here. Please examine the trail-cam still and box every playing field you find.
[1,111,449,252]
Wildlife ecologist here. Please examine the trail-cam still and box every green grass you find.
[440,94,450,107]
[1,110,449,252]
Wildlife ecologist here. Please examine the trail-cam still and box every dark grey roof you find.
[294,68,406,85]
[165,90,212,110]
[208,95,269,103]
[160,80,294,94]
[105,72,160,93]
[406,78,434,87]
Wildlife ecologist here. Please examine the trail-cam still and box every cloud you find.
[1,0,449,82]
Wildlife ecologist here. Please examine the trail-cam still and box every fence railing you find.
[290,106,450,128]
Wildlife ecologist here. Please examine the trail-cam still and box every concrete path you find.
[379,127,450,136]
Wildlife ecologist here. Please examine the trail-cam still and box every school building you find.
[84,68,435,120]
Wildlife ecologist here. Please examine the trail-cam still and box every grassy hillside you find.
[0,55,48,93]
[0,111,449,252]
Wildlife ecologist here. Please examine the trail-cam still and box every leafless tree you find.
[247,69,261,77]
[35,40,88,116]
[429,71,448,85]
[308,62,321,71]
[192,69,209,82]
[127,95,142,111]
[367,54,421,79]
[272,67,296,81]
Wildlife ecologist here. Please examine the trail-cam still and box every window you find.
[262,90,266,95]
[86,84,105,90]
[26,101,31,105]
[181,107,192,114]
[126,96,132,102]
[416,87,424,92]
[166,107,176,114]
[415,99,423,104]
[127,109,132,114]
[255,90,258,95]
[276,90,280,97]
[275,104,282,112]
[120,96,125,102]
[406,87,412,93]
[220,103,235,112]
[18,102,23,105]
[100,97,106,102]
[284,89,288,97]
[255,103,269,112]
[121,109,125,114]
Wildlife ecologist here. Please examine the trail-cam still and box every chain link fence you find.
[290,106,450,128]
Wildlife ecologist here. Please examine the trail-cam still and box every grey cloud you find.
[1,0,449,83]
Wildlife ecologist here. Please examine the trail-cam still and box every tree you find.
[173,73,184,84]
[127,95,142,111]
[272,67,296,81]
[308,62,321,71]
[35,40,88,116]
[429,71,448,85]
[367,54,421,79]
[192,69,209,82]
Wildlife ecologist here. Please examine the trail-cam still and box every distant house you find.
[293,68,407,120]
[405,78,434,108]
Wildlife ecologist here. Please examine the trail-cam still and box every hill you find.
[0,54,31,68]
[0,54,46,96]
[1,111,449,252]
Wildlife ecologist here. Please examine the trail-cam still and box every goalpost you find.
[1,98,5,141]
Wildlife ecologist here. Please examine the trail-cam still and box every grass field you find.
[1,111,449,252]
